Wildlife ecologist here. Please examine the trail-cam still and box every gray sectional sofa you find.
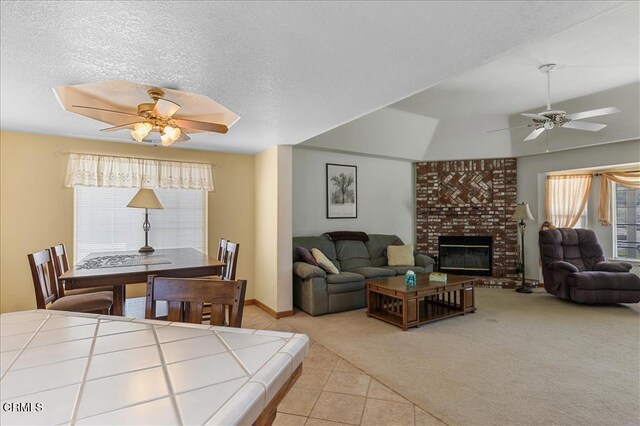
[292,234,436,316]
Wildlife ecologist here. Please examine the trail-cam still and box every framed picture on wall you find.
[326,163,357,218]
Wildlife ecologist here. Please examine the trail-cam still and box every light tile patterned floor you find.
[241,306,446,426]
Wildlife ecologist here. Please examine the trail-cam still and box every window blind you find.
[74,187,206,262]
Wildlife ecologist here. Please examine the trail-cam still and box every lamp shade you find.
[512,202,534,221]
[127,189,164,209]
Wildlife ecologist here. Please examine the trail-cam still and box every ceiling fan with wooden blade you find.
[488,64,620,142]
[54,80,239,146]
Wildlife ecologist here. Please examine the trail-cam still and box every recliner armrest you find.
[293,261,327,280]
[547,261,579,273]
[594,261,633,273]
[414,253,436,268]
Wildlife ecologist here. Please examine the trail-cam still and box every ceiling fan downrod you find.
[539,63,556,111]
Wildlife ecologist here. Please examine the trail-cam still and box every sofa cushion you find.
[312,248,340,274]
[296,246,319,267]
[387,244,415,266]
[366,234,403,267]
[383,266,426,275]
[327,272,366,294]
[293,236,340,270]
[326,271,365,284]
[336,240,373,270]
[348,267,396,279]
[328,281,365,294]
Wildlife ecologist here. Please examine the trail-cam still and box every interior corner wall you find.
[254,145,293,314]
[517,139,640,281]
[292,148,415,244]
[0,131,256,314]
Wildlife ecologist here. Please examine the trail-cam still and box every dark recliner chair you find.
[539,228,640,304]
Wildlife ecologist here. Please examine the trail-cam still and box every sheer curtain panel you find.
[598,171,640,225]
[545,174,593,228]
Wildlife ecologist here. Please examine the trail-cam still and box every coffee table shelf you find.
[366,273,476,331]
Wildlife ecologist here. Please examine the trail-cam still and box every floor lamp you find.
[512,202,535,294]
[127,188,164,253]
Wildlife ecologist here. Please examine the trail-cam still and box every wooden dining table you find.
[59,248,225,316]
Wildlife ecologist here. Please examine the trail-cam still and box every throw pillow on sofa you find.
[296,246,319,267]
[387,244,415,266]
[311,248,339,274]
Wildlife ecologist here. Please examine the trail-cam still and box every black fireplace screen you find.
[438,236,493,276]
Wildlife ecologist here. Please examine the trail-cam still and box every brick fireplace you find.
[416,158,518,279]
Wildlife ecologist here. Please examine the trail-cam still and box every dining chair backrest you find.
[27,249,60,309]
[50,243,69,296]
[217,238,228,263]
[145,276,247,327]
[221,241,240,280]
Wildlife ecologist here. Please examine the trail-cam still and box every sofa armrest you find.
[547,261,579,273]
[594,261,633,272]
[293,261,327,279]
[415,253,436,268]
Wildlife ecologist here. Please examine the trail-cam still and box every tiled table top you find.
[0,309,309,425]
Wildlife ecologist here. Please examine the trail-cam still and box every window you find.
[75,187,206,262]
[613,183,640,260]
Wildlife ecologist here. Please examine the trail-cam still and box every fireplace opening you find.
[438,236,493,276]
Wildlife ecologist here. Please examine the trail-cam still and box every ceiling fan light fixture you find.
[160,133,173,146]
[163,125,181,141]
[131,122,152,142]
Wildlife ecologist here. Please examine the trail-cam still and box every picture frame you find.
[326,163,357,218]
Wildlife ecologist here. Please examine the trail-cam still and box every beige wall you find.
[254,145,293,313]
[254,147,279,311]
[0,131,255,313]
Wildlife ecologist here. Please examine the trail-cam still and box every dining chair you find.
[204,239,241,323]
[145,275,247,327]
[50,244,113,296]
[221,241,240,280]
[217,238,229,266]
[28,249,113,314]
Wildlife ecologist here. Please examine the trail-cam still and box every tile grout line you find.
[285,319,446,426]
[201,333,298,423]
[70,395,170,423]
[0,314,51,381]
[212,330,253,376]
[69,317,102,425]
[301,354,339,422]
[151,324,185,425]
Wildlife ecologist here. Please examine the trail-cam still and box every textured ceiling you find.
[0,1,623,154]
[303,2,639,161]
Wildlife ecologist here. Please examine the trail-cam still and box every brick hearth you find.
[416,158,519,279]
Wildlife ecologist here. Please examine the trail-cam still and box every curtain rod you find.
[55,151,217,167]
[594,170,640,176]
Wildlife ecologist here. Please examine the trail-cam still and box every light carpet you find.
[282,288,640,425]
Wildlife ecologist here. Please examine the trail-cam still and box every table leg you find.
[112,285,125,316]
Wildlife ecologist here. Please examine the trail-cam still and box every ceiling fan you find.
[54,81,239,146]
[489,64,620,142]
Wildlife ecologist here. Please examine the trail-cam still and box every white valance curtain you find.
[65,154,214,191]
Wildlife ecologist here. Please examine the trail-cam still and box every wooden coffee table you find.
[366,273,477,331]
